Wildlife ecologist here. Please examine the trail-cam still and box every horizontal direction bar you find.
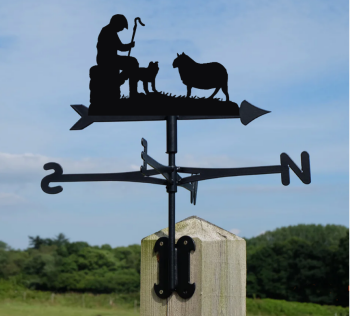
[41,163,167,194]
[177,165,282,184]
[57,171,166,185]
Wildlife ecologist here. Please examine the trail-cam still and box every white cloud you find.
[0,192,27,206]
[230,228,240,235]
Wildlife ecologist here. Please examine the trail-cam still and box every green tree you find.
[101,244,112,251]
[113,244,141,273]
[53,233,69,247]
[0,241,10,251]
[28,236,54,249]
[329,230,349,307]
[66,241,90,255]
[247,224,348,252]
[0,249,28,279]
[247,233,349,306]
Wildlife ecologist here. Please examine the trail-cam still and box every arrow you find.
[240,100,271,125]
[70,101,270,130]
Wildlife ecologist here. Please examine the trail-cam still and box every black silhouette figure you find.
[136,61,159,94]
[87,17,240,116]
[89,15,145,115]
[173,52,229,101]
[96,14,141,95]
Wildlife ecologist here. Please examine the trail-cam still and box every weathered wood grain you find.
[141,216,246,316]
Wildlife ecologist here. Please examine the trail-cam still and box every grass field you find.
[0,301,136,316]
[0,282,348,316]
[0,298,348,316]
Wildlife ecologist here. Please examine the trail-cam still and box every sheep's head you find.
[172,52,186,68]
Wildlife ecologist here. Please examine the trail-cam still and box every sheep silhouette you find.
[172,52,229,101]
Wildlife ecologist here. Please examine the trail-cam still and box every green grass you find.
[0,297,348,316]
[0,301,136,316]
[246,298,349,316]
[0,281,348,316]
[0,300,348,316]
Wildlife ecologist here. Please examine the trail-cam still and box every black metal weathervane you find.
[41,15,311,300]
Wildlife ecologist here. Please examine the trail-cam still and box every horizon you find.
[2,221,348,251]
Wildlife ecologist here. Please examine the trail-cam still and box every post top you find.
[142,215,245,242]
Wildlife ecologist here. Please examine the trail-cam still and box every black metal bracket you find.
[154,236,195,299]
[141,147,173,182]
[140,138,199,204]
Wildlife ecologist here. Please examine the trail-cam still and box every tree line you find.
[0,224,348,307]
[245,224,348,307]
[0,234,140,294]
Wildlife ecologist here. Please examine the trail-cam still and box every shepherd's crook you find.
[128,17,145,56]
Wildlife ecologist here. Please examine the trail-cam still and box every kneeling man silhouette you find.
[96,14,140,98]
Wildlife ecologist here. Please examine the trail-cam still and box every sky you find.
[0,0,348,250]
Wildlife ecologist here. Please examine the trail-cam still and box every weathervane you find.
[41,14,311,300]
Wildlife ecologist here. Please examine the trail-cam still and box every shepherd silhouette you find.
[96,14,140,98]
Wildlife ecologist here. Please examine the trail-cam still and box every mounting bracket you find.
[154,235,196,299]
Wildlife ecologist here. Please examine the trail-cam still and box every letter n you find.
[280,152,311,186]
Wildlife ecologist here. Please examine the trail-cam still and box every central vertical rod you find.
[166,115,177,291]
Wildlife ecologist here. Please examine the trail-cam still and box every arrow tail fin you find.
[70,105,93,130]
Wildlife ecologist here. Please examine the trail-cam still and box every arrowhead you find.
[239,100,270,125]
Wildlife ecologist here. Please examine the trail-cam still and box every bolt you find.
[160,241,164,246]
[159,290,163,294]
[184,240,188,245]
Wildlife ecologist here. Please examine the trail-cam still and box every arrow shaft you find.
[70,101,270,130]
[56,171,165,184]
[178,165,282,184]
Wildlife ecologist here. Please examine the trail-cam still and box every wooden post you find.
[141,216,246,316]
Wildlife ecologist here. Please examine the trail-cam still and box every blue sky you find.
[0,0,348,250]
